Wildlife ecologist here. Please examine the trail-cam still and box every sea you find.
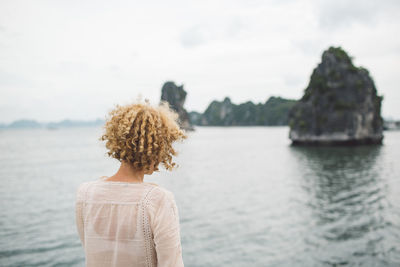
[0,126,399,267]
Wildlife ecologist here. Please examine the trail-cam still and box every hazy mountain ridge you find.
[0,119,104,129]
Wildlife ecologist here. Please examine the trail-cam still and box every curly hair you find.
[99,100,187,172]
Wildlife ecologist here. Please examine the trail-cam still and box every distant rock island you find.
[384,120,400,131]
[160,81,193,131]
[0,119,104,129]
[189,96,296,126]
[289,46,384,145]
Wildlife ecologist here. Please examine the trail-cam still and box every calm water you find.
[0,127,399,266]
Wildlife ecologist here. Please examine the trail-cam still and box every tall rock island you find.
[160,81,193,131]
[288,47,383,145]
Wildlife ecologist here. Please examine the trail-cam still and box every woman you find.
[75,100,187,267]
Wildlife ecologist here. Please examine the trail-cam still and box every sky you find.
[0,0,399,123]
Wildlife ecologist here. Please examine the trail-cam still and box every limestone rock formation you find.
[288,47,383,145]
[188,111,202,126]
[160,81,193,131]
[191,96,296,126]
[201,97,235,126]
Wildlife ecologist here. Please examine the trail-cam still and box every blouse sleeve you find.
[150,191,184,267]
[75,184,86,248]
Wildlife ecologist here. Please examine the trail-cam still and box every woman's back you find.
[75,177,184,267]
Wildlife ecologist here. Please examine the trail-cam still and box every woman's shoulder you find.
[146,184,176,206]
[148,184,174,197]
[75,180,96,201]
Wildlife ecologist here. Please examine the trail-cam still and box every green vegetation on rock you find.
[190,96,296,126]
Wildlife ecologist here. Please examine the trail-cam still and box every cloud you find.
[316,0,400,30]
[1,0,400,121]
[180,25,209,48]
[179,18,245,48]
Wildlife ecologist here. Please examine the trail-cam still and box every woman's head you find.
[99,100,187,173]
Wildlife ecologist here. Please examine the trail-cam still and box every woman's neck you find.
[106,161,145,183]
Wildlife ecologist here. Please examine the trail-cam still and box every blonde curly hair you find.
[99,100,187,172]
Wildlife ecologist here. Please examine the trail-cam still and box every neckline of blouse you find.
[97,176,157,186]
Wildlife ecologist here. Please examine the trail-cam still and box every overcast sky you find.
[1,0,399,123]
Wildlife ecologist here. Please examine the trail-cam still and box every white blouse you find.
[75,177,184,267]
